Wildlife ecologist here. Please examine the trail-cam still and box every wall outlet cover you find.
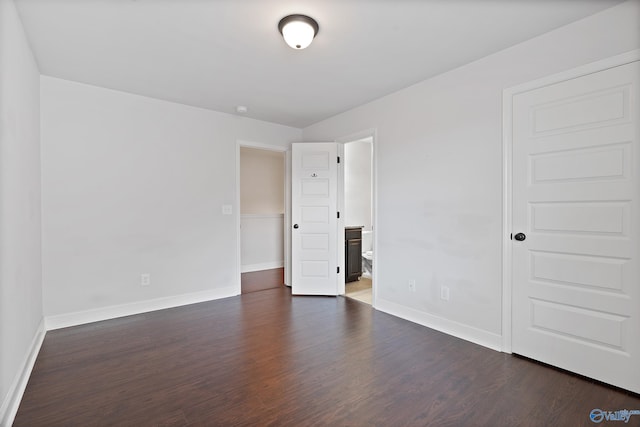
[141,273,151,286]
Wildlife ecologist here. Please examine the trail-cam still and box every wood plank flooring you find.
[15,287,640,426]
[241,267,284,294]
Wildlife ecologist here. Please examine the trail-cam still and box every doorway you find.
[342,137,374,305]
[238,144,286,294]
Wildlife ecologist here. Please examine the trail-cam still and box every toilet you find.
[361,230,373,278]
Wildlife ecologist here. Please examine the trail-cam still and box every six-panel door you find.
[291,143,339,295]
[512,61,640,393]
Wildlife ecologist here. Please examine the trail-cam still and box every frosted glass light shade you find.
[278,15,319,50]
[282,21,315,49]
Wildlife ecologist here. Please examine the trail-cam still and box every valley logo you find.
[590,409,640,423]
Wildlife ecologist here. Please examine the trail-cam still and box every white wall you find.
[41,77,301,320]
[303,1,640,348]
[240,147,284,214]
[240,147,285,272]
[0,0,43,423]
[240,214,284,272]
[344,139,372,231]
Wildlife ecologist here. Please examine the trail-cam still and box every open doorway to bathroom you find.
[342,137,373,304]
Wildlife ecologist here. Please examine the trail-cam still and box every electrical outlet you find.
[141,273,151,287]
[440,285,450,301]
[408,279,416,292]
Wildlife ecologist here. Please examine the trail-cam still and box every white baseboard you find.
[45,286,238,331]
[375,298,502,352]
[0,318,46,427]
[241,261,284,273]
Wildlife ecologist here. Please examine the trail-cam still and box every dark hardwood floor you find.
[15,287,640,426]
[241,267,284,294]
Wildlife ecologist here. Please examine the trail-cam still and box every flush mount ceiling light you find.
[278,14,319,50]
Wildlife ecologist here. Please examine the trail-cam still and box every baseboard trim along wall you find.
[45,286,238,331]
[241,261,284,273]
[375,298,502,352]
[0,319,46,427]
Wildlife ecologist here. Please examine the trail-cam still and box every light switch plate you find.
[222,205,233,215]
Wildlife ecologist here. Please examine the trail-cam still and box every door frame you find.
[336,129,378,306]
[501,49,640,353]
[235,140,289,295]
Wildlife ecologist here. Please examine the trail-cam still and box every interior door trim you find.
[501,49,640,353]
[335,129,377,306]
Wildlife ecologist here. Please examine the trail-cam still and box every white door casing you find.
[336,129,377,306]
[285,149,292,287]
[510,60,639,393]
[337,142,346,295]
[291,143,339,295]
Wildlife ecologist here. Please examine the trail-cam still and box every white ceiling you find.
[16,0,624,128]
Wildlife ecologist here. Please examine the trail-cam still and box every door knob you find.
[514,232,526,241]
[293,224,299,229]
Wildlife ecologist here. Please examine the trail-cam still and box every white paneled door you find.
[511,61,640,393]
[291,143,339,295]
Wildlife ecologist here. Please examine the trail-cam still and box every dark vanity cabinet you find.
[345,226,363,282]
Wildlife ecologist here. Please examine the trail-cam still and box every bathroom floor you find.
[344,277,372,304]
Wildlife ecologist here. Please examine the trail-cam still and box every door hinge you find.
[337,266,340,274]
[337,156,340,164]
[337,211,340,218]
